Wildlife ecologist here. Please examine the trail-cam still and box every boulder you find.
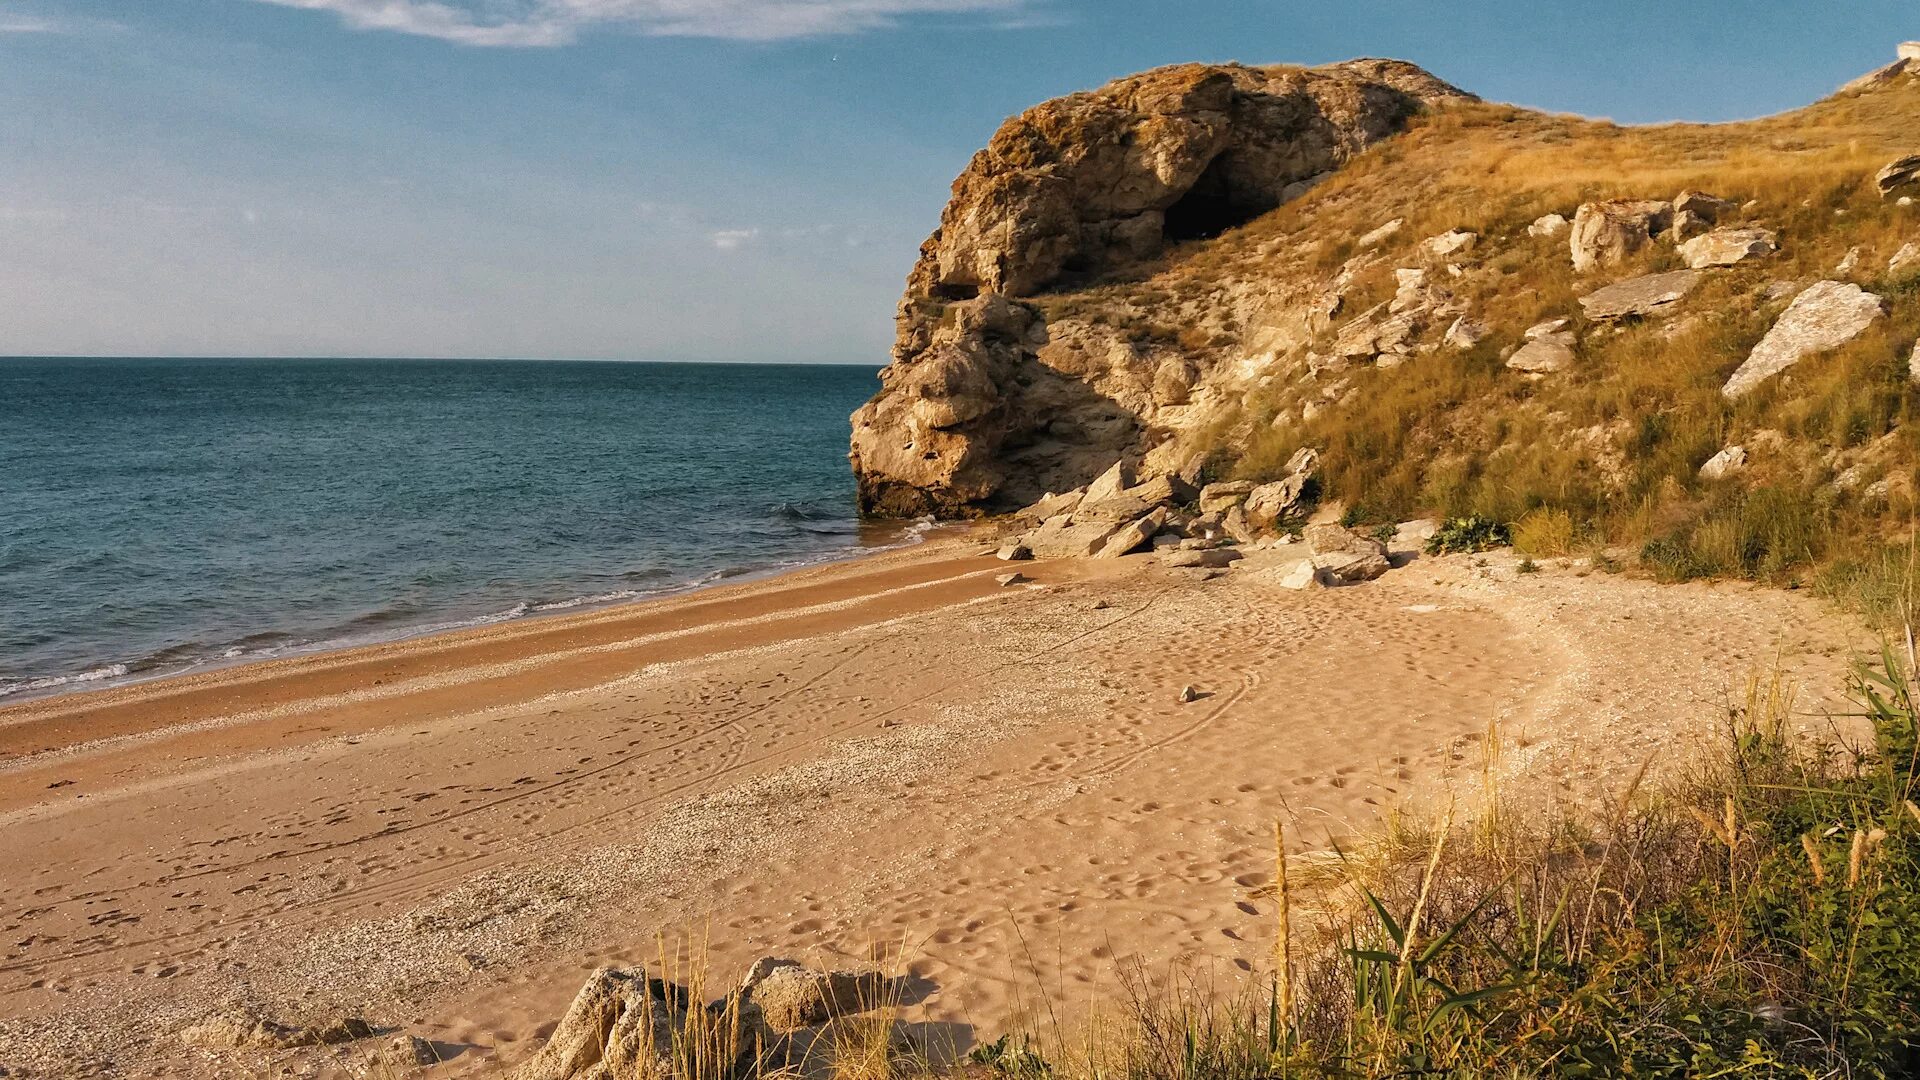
[1910,338,1920,385]
[1672,190,1736,221]
[1389,518,1441,557]
[1890,242,1920,276]
[1877,155,1920,197]
[1243,475,1311,531]
[508,968,696,1080]
[1443,316,1488,349]
[1578,270,1703,320]
[1016,489,1084,523]
[1527,213,1570,238]
[1302,523,1393,582]
[1525,318,1573,341]
[1083,460,1133,503]
[1023,516,1126,558]
[1698,446,1748,481]
[1506,339,1576,374]
[1275,559,1322,590]
[1569,199,1674,272]
[1357,218,1404,248]
[1095,508,1169,558]
[1220,505,1256,544]
[1198,480,1257,513]
[1304,523,1387,559]
[1420,229,1478,260]
[995,542,1033,561]
[1162,548,1242,569]
[740,958,892,1034]
[996,572,1029,587]
[1835,247,1864,276]
[1722,281,1886,398]
[1678,226,1777,268]
[1332,301,1423,361]
[1314,551,1391,583]
[1669,209,1712,241]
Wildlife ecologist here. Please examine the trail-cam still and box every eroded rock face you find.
[908,60,1469,299]
[850,59,1471,517]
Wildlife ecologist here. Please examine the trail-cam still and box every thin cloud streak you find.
[248,0,1034,46]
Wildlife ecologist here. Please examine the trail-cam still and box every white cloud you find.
[709,227,759,250]
[248,0,1033,46]
[0,15,60,33]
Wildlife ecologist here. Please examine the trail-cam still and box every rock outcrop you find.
[850,59,1472,516]
[1876,155,1920,197]
[1569,199,1674,272]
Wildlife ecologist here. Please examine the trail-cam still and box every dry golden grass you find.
[1053,71,1920,596]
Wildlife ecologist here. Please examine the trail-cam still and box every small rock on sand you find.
[1178,685,1201,703]
[995,572,1028,587]
[1276,559,1321,590]
[740,957,893,1033]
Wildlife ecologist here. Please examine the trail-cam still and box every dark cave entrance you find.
[1161,155,1268,242]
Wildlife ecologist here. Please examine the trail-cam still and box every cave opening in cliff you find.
[1162,156,1266,242]
[930,282,980,301]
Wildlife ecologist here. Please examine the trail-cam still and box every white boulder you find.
[1698,446,1747,481]
[1722,281,1886,398]
[1678,227,1777,269]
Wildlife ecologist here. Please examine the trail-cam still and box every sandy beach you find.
[0,535,1870,1077]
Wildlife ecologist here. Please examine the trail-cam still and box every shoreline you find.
[0,530,988,803]
[0,520,938,714]
[0,538,1868,1078]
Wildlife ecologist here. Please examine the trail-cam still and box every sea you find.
[0,357,911,701]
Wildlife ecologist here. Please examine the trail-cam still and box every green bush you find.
[1424,515,1512,555]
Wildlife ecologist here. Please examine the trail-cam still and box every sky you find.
[0,2,1914,364]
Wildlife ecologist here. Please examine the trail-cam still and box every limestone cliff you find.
[852,49,1920,559]
[849,59,1472,516]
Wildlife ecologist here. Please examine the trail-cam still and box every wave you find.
[0,663,131,699]
[1,517,943,705]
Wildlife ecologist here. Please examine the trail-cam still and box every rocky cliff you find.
[852,49,1920,584]
[849,59,1472,516]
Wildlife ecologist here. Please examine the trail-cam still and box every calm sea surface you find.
[0,358,901,699]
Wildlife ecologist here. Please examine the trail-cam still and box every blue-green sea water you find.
[0,358,901,700]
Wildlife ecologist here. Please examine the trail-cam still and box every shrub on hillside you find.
[1424,515,1511,555]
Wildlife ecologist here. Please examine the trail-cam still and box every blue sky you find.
[1,1,1913,363]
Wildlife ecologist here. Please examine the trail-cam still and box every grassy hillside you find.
[1034,73,1920,612]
